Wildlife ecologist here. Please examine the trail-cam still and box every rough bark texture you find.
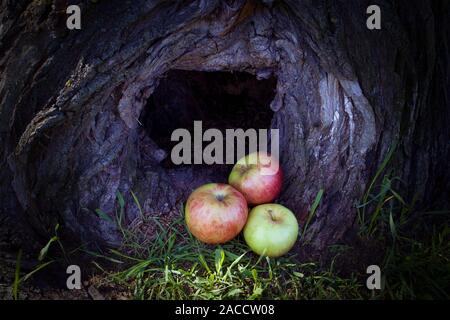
[0,0,449,258]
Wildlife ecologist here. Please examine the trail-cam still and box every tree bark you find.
[0,0,449,257]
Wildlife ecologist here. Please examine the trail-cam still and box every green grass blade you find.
[303,188,324,238]
[21,261,55,282]
[362,141,398,215]
[214,248,225,274]
[13,250,22,300]
[95,208,113,223]
[130,190,144,219]
[38,235,59,261]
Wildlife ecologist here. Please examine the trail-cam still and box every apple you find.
[185,183,248,244]
[228,152,282,205]
[243,203,299,257]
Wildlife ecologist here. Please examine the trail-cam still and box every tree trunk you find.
[1,0,449,258]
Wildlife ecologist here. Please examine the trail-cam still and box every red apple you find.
[185,183,248,244]
[228,152,282,205]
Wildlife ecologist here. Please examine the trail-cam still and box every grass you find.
[11,225,61,300]
[301,188,323,243]
[357,173,450,299]
[356,142,450,299]
[11,142,449,299]
[87,165,449,300]
[381,225,450,299]
[89,193,364,300]
[357,141,400,238]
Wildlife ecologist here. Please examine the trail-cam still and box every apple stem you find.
[238,165,249,175]
[268,209,276,221]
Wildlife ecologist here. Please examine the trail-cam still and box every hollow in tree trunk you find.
[0,0,449,261]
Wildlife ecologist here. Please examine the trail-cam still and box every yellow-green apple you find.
[243,203,298,257]
[185,183,248,244]
[228,152,282,205]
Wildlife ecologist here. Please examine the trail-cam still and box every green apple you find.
[243,203,299,257]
